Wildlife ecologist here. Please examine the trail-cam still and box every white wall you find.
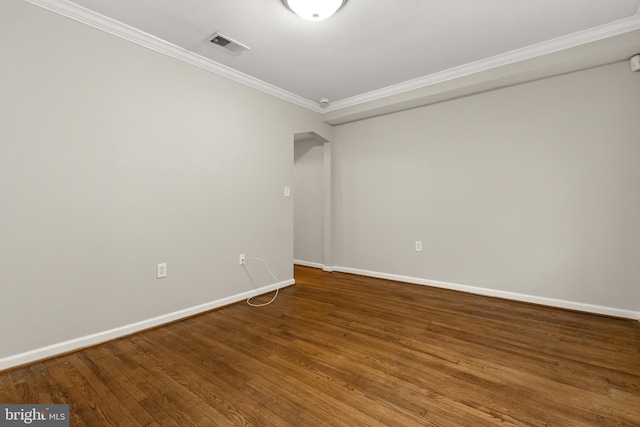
[332,61,640,315]
[294,139,325,265]
[0,0,329,366]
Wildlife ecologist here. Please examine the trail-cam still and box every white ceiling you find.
[28,0,640,119]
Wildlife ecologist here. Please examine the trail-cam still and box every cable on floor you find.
[243,257,279,307]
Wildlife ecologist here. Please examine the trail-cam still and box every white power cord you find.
[243,257,279,307]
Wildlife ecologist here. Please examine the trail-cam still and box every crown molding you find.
[23,0,640,115]
[326,11,640,112]
[24,0,322,113]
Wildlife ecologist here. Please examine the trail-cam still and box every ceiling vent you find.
[208,32,249,55]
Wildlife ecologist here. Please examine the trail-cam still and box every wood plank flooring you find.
[1,265,639,426]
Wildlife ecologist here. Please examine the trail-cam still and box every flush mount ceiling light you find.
[282,0,348,21]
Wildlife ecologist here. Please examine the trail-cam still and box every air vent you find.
[208,32,249,55]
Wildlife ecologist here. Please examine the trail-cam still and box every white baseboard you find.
[332,266,640,320]
[293,259,324,269]
[0,279,294,371]
[293,259,335,272]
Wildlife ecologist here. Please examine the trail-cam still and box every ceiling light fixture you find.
[282,0,348,21]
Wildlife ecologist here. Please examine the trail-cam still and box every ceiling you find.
[28,0,640,122]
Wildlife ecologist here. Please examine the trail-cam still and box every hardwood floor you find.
[1,265,639,426]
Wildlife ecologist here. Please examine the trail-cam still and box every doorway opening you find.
[293,132,331,271]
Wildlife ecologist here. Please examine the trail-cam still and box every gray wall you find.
[294,139,325,265]
[0,0,329,362]
[332,61,640,313]
[2,0,638,367]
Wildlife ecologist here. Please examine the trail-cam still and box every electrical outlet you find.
[415,241,423,252]
[284,186,291,197]
[239,253,245,265]
[157,263,167,278]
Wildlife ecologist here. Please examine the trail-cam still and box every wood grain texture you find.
[1,265,639,426]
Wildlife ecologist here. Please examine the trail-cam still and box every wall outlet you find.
[157,263,167,278]
[415,241,423,252]
[284,186,291,197]
[239,253,245,265]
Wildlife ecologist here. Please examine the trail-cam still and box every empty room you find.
[1,0,640,425]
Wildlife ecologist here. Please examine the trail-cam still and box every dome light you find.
[282,0,348,21]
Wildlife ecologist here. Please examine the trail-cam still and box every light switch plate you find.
[157,263,167,278]
[631,54,640,72]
